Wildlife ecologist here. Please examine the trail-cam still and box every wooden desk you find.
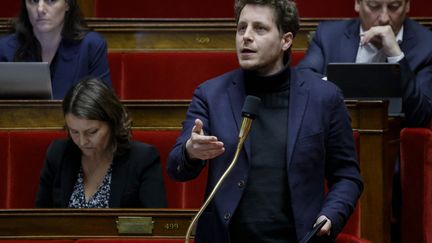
[0,100,189,130]
[0,100,401,243]
[0,209,195,239]
[346,100,401,243]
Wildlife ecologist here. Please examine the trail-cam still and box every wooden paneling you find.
[85,18,313,51]
[77,0,95,18]
[0,18,430,51]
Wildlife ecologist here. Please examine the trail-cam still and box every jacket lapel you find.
[286,71,309,167]
[51,41,79,94]
[109,153,129,207]
[399,19,416,54]
[227,70,251,161]
[60,142,81,207]
[340,20,361,62]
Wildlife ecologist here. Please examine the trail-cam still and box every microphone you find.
[238,95,261,144]
[185,95,261,243]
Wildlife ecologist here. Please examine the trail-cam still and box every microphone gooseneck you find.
[185,95,261,243]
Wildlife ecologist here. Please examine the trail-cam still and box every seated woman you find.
[0,0,111,99]
[36,78,167,208]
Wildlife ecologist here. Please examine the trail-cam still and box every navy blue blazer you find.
[297,18,432,127]
[0,32,112,99]
[36,139,167,208]
[167,67,363,242]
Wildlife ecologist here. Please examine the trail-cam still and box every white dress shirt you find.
[356,26,405,63]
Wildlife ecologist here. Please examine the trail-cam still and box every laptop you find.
[326,63,403,116]
[0,62,53,99]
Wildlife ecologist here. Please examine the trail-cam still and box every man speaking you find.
[167,0,363,242]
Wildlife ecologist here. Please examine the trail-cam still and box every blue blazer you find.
[0,32,112,99]
[167,67,363,242]
[36,139,167,208]
[297,18,432,127]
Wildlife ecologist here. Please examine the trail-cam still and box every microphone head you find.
[241,95,261,119]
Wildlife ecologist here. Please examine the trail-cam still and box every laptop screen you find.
[326,62,403,115]
[0,62,53,99]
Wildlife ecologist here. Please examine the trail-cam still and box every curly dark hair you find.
[62,78,132,156]
[11,0,88,61]
[234,0,300,37]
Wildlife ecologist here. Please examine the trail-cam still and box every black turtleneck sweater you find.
[229,64,297,242]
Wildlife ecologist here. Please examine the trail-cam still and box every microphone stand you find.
[185,117,254,243]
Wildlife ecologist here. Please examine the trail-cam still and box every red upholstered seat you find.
[291,50,305,67]
[121,51,239,100]
[0,132,9,208]
[336,233,372,243]
[400,126,432,243]
[94,0,233,18]
[298,0,429,17]
[132,130,207,208]
[108,52,124,98]
[94,0,428,18]
[297,0,356,18]
[1,129,205,209]
[0,0,20,17]
[5,131,67,208]
[115,50,305,100]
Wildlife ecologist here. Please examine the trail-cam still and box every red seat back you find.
[297,0,427,17]
[0,132,9,208]
[121,51,239,99]
[400,127,432,243]
[132,130,207,208]
[94,0,428,18]
[336,233,371,243]
[0,0,20,17]
[1,129,206,209]
[94,0,233,18]
[291,50,305,66]
[115,51,305,100]
[5,131,66,208]
[297,0,356,18]
[108,52,124,98]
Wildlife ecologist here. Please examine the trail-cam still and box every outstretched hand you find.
[185,119,225,160]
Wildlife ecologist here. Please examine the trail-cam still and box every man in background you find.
[297,1,432,241]
[298,0,432,127]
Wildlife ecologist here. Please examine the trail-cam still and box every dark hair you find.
[234,0,300,37]
[63,78,132,156]
[12,0,88,61]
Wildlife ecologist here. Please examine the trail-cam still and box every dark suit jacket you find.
[297,18,432,127]
[167,67,363,243]
[36,139,167,208]
[0,31,112,99]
